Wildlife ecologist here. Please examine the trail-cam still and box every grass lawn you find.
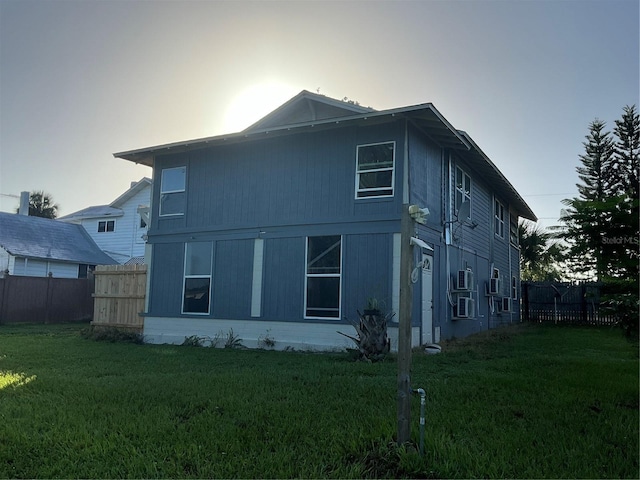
[0,322,637,479]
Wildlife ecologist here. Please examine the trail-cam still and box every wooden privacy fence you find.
[521,281,616,326]
[92,264,147,331]
[0,275,94,324]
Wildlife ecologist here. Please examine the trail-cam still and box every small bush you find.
[258,330,276,349]
[224,328,243,349]
[80,326,143,344]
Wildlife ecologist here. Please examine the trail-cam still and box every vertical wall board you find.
[148,243,184,316]
[342,233,393,324]
[251,239,264,317]
[213,239,253,318]
[262,237,305,321]
[408,129,443,222]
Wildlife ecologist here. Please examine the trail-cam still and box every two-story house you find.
[114,91,536,350]
[59,178,151,264]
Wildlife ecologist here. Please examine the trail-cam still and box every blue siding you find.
[149,242,184,316]
[213,239,253,318]
[262,237,305,321]
[144,115,524,344]
[153,122,406,238]
[408,129,443,224]
[342,233,393,323]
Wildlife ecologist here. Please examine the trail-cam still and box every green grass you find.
[0,323,637,478]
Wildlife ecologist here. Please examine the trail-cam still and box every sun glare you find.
[0,370,36,389]
[223,82,298,133]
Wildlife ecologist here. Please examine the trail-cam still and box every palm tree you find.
[518,221,565,282]
[17,191,59,219]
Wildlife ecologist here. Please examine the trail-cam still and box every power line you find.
[522,193,575,197]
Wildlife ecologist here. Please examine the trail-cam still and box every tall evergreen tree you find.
[560,119,615,281]
[608,105,639,281]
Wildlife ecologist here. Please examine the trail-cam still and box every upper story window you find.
[160,166,186,216]
[455,167,471,214]
[355,142,395,198]
[98,220,115,233]
[494,199,505,238]
[305,235,342,319]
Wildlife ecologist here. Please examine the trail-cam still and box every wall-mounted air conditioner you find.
[502,297,512,312]
[456,297,475,318]
[488,277,501,295]
[456,269,473,291]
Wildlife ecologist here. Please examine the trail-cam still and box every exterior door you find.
[421,253,434,344]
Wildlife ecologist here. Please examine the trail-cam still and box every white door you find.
[421,253,433,345]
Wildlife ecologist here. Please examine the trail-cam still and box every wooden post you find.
[397,204,413,445]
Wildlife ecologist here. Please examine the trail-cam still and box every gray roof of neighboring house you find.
[0,212,117,265]
[58,177,151,222]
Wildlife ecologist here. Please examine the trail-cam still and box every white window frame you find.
[355,141,395,199]
[160,166,186,217]
[455,166,471,215]
[494,198,505,238]
[304,235,342,319]
[97,220,115,233]
[512,276,518,300]
[182,242,213,315]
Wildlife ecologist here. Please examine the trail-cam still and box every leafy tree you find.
[16,191,59,219]
[518,221,564,282]
[559,106,639,335]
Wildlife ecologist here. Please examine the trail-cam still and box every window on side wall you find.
[182,242,212,314]
[356,142,395,198]
[98,220,115,232]
[160,166,186,216]
[305,235,342,319]
[509,215,518,246]
[494,199,505,238]
[512,276,518,299]
[455,167,471,214]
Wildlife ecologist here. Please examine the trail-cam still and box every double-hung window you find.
[455,167,471,213]
[182,242,212,314]
[494,199,505,238]
[160,166,186,216]
[305,235,342,318]
[355,142,395,198]
[98,220,115,232]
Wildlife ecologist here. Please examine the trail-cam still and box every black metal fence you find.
[521,281,616,326]
[0,274,94,324]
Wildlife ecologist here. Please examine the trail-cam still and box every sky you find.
[1,0,638,229]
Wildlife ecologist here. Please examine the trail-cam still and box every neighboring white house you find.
[59,178,151,264]
[0,212,117,278]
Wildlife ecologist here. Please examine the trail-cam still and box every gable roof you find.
[243,90,374,132]
[110,177,152,208]
[58,177,151,222]
[114,92,536,221]
[0,212,117,265]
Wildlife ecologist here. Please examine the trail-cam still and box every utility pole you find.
[397,204,413,445]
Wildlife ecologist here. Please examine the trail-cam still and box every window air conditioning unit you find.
[502,297,512,312]
[488,277,501,295]
[457,297,475,318]
[456,269,473,291]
